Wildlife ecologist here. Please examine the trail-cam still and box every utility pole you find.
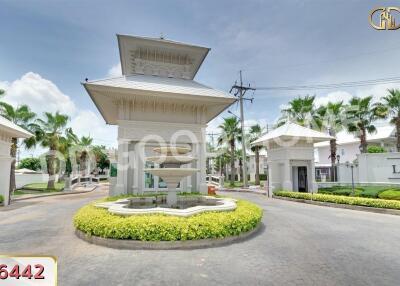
[230,70,256,188]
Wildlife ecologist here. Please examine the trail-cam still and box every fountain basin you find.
[153,146,191,155]
[146,155,196,164]
[144,168,198,187]
[95,196,237,217]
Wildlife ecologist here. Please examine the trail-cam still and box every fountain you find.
[144,146,198,207]
[95,145,237,217]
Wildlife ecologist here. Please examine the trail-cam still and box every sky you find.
[1,0,400,157]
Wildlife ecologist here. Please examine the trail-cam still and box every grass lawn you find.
[223,181,266,188]
[21,182,65,192]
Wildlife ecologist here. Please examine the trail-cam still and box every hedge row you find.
[378,190,400,200]
[274,191,400,210]
[74,199,263,241]
[0,195,3,204]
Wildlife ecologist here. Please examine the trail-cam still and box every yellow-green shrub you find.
[74,200,262,241]
[378,190,400,200]
[0,195,3,204]
[274,191,400,210]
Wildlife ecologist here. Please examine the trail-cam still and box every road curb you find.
[12,185,98,202]
[219,189,267,196]
[75,223,264,250]
[273,195,400,216]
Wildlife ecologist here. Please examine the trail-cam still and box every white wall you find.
[15,173,49,189]
[336,152,400,185]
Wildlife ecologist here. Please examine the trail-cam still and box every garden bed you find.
[274,191,400,211]
[74,197,263,242]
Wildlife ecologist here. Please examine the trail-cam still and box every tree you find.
[92,145,110,174]
[30,112,69,189]
[0,102,36,201]
[375,89,400,151]
[317,101,344,181]
[76,135,93,174]
[248,124,265,185]
[345,96,383,153]
[278,95,323,129]
[17,157,41,171]
[218,117,241,186]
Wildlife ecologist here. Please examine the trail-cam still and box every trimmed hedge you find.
[378,190,400,200]
[74,199,263,241]
[274,191,400,210]
[0,195,3,204]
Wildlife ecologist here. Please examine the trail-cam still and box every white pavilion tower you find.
[83,35,235,195]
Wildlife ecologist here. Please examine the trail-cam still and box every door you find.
[298,166,308,192]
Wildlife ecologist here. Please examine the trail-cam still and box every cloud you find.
[313,83,400,107]
[107,63,122,77]
[1,72,117,157]
[69,110,117,147]
[314,91,353,107]
[0,72,76,116]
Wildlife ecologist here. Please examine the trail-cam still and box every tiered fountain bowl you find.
[145,146,198,206]
[95,145,237,217]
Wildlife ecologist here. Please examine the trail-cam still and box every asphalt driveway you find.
[1,186,400,286]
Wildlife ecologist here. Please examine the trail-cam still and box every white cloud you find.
[314,83,400,107]
[69,110,117,147]
[1,72,118,158]
[314,90,353,107]
[0,72,76,115]
[107,63,122,77]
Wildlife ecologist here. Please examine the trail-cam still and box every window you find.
[341,149,345,156]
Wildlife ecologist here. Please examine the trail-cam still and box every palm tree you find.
[317,102,344,181]
[279,95,323,129]
[30,112,69,189]
[218,117,241,186]
[345,96,383,153]
[248,124,265,185]
[77,135,93,175]
[0,102,36,201]
[375,89,400,151]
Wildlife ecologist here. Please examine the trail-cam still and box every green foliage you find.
[0,195,3,204]
[17,157,41,171]
[378,190,400,200]
[275,191,400,210]
[318,185,389,198]
[22,182,64,191]
[367,145,386,153]
[110,163,117,177]
[74,199,263,241]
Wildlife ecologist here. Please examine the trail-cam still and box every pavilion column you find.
[131,142,144,195]
[198,128,207,194]
[282,160,293,191]
[115,139,129,195]
[309,161,317,193]
[0,156,12,206]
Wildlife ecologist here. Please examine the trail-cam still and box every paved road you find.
[1,186,400,286]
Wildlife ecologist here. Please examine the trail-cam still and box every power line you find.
[254,76,400,91]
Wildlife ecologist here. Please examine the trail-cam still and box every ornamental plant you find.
[74,199,263,241]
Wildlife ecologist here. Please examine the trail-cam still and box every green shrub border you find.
[0,194,3,204]
[275,191,400,210]
[74,199,263,241]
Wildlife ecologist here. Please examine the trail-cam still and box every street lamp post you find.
[345,161,358,195]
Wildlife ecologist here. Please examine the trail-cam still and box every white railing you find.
[206,174,224,187]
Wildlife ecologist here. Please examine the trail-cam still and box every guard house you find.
[0,115,32,205]
[83,35,236,195]
[252,122,332,196]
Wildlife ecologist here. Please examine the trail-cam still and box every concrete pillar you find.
[0,156,12,206]
[282,161,293,191]
[115,139,129,195]
[198,129,208,194]
[132,142,144,195]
